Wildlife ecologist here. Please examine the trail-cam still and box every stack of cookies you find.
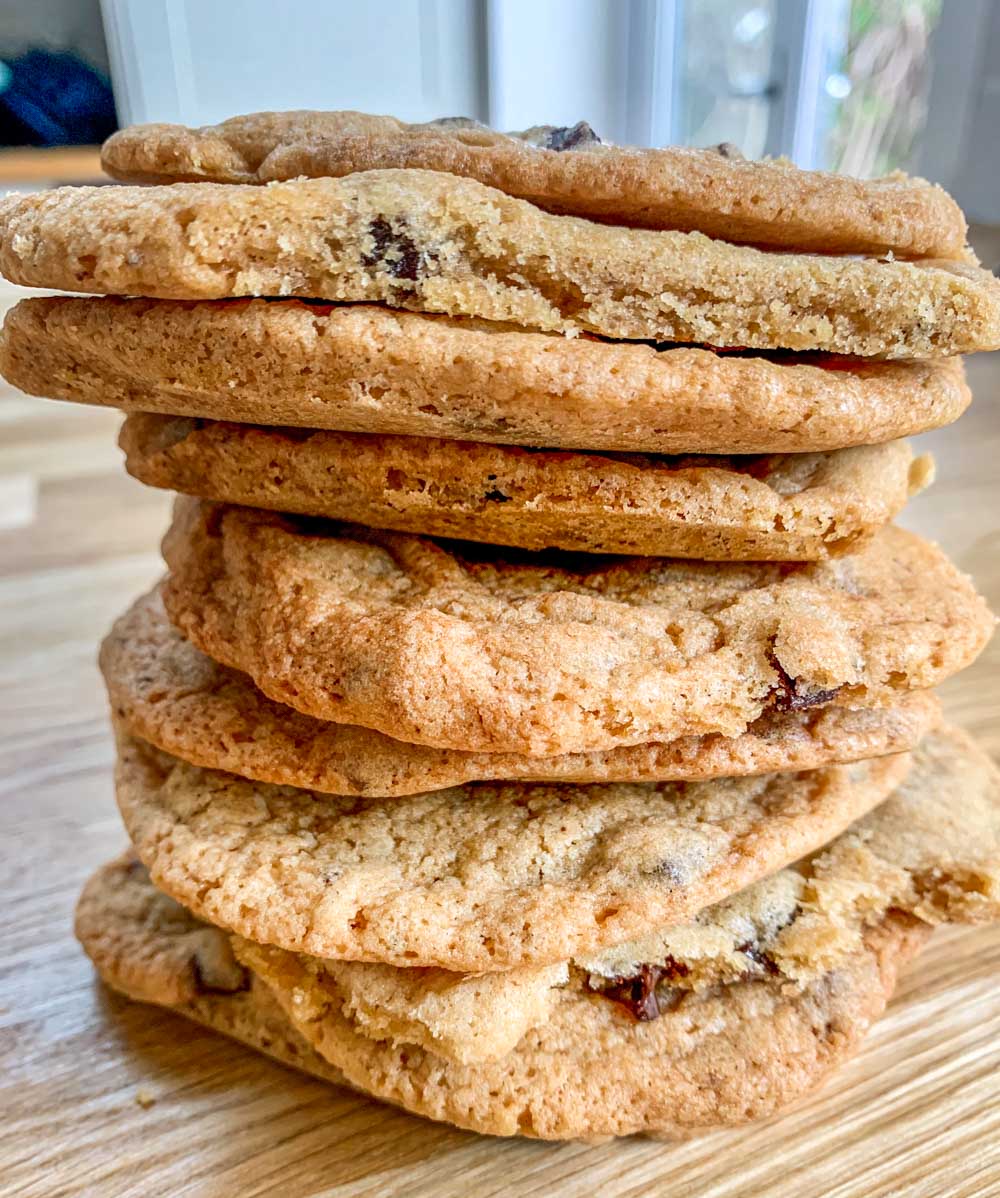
[4,111,1000,1141]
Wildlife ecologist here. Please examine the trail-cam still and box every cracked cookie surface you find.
[1,298,970,454]
[113,725,909,971]
[2,173,998,356]
[100,111,968,259]
[122,413,928,560]
[161,499,993,757]
[103,588,941,796]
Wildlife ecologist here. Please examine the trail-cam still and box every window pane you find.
[675,0,778,158]
[824,0,942,176]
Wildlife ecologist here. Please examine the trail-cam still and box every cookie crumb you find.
[135,1088,156,1109]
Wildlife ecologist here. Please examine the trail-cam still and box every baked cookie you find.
[103,588,941,796]
[74,853,349,1088]
[233,730,999,1139]
[121,414,929,561]
[2,173,997,356]
[100,111,968,259]
[77,851,928,1140]
[229,724,995,1068]
[161,499,993,757]
[114,725,909,971]
[2,297,970,454]
[78,726,998,1138]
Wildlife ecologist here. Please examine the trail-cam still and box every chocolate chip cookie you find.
[113,725,909,971]
[103,588,941,796]
[122,414,929,560]
[2,298,969,454]
[100,111,968,258]
[2,173,997,356]
[160,499,993,757]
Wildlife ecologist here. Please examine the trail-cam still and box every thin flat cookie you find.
[122,414,929,560]
[100,111,968,258]
[114,725,909,971]
[1,297,969,454]
[2,173,997,356]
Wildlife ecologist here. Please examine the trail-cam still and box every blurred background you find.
[0,0,994,224]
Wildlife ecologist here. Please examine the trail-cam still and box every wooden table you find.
[0,145,103,186]
[1,262,999,1197]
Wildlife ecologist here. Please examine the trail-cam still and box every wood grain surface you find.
[1,236,999,1196]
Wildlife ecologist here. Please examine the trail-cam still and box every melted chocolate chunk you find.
[589,957,690,1021]
[769,655,844,713]
[483,488,512,503]
[362,217,421,281]
[544,121,601,151]
[737,941,781,976]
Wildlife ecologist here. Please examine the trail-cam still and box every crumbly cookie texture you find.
[161,499,993,757]
[232,724,1000,1068]
[74,854,349,1088]
[103,588,941,797]
[75,851,928,1141]
[2,173,997,357]
[1,298,970,455]
[122,414,928,561]
[114,725,908,971]
[100,111,968,259]
[241,914,927,1141]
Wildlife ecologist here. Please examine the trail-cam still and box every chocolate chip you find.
[658,955,692,982]
[544,121,601,151]
[737,941,780,976]
[483,488,512,503]
[587,957,690,1021]
[710,141,744,159]
[362,217,421,282]
[647,859,684,884]
[769,655,844,713]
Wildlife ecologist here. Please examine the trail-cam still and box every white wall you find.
[101,0,486,128]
